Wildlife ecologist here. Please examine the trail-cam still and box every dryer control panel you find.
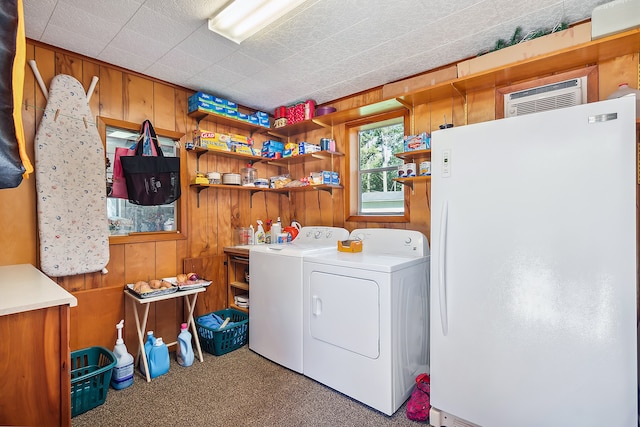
[349,228,429,257]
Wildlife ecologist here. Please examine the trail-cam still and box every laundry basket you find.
[70,346,117,417]
[196,309,249,356]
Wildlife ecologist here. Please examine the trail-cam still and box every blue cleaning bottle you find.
[148,337,170,379]
[140,330,155,375]
[176,323,195,367]
[111,320,134,389]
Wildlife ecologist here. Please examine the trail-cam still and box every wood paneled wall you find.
[0,40,636,351]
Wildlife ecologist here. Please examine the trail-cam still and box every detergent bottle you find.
[139,330,155,375]
[271,217,282,243]
[148,337,170,379]
[255,220,265,244]
[110,320,134,390]
[176,323,195,367]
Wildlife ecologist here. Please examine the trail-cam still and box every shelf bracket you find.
[316,186,336,196]
[451,82,468,126]
[195,186,208,208]
[249,189,262,208]
[396,98,415,135]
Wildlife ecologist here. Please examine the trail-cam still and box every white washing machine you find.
[249,226,349,373]
[302,228,430,416]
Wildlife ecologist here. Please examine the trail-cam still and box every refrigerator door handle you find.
[438,201,449,336]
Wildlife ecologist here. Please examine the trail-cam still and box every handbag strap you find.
[134,120,164,157]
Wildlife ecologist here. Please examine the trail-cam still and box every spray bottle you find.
[111,320,134,390]
[255,220,265,244]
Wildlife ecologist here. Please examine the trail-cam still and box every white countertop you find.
[0,264,78,316]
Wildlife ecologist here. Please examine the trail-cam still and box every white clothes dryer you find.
[249,226,349,373]
[302,228,430,415]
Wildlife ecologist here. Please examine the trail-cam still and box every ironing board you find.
[34,74,109,277]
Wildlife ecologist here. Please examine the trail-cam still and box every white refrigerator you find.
[429,96,638,427]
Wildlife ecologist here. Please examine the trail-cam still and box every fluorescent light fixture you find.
[208,0,307,44]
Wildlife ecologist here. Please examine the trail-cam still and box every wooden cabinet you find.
[223,246,250,313]
[0,264,77,427]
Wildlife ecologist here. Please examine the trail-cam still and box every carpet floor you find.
[72,345,428,427]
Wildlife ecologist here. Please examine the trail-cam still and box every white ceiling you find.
[23,0,608,113]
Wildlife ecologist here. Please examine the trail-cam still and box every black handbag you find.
[120,120,181,206]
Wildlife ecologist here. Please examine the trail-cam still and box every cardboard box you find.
[456,22,591,77]
[299,142,320,154]
[403,132,430,151]
[284,142,299,157]
[261,140,284,158]
[194,130,231,151]
[382,65,458,98]
[188,91,215,103]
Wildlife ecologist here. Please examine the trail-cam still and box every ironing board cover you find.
[35,74,109,277]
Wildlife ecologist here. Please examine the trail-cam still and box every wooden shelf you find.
[229,303,248,313]
[394,175,431,189]
[395,149,431,161]
[187,146,263,163]
[229,281,249,291]
[266,99,407,136]
[263,151,344,166]
[396,28,640,106]
[312,99,407,127]
[188,110,269,134]
[272,184,343,194]
[268,119,324,138]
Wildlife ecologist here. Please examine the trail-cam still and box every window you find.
[99,117,184,240]
[346,112,408,221]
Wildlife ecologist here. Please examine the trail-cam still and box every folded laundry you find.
[198,312,234,330]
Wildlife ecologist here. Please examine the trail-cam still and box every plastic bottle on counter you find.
[248,224,255,245]
[271,217,282,243]
[111,320,134,390]
[140,330,155,375]
[255,220,265,244]
[607,83,640,118]
[176,323,195,367]
[148,337,170,379]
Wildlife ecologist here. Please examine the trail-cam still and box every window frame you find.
[98,116,188,244]
[345,110,410,223]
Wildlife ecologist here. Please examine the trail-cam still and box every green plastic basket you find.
[70,346,116,417]
[196,309,249,356]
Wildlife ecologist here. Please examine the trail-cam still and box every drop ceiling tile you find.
[215,52,269,78]
[145,62,195,86]
[265,0,369,52]
[46,2,121,48]
[187,64,245,91]
[40,24,106,59]
[125,5,201,46]
[155,48,211,76]
[23,0,57,39]
[98,45,156,73]
[175,25,239,64]
[58,0,142,27]
[109,28,172,65]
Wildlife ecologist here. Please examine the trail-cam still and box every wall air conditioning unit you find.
[504,77,587,118]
